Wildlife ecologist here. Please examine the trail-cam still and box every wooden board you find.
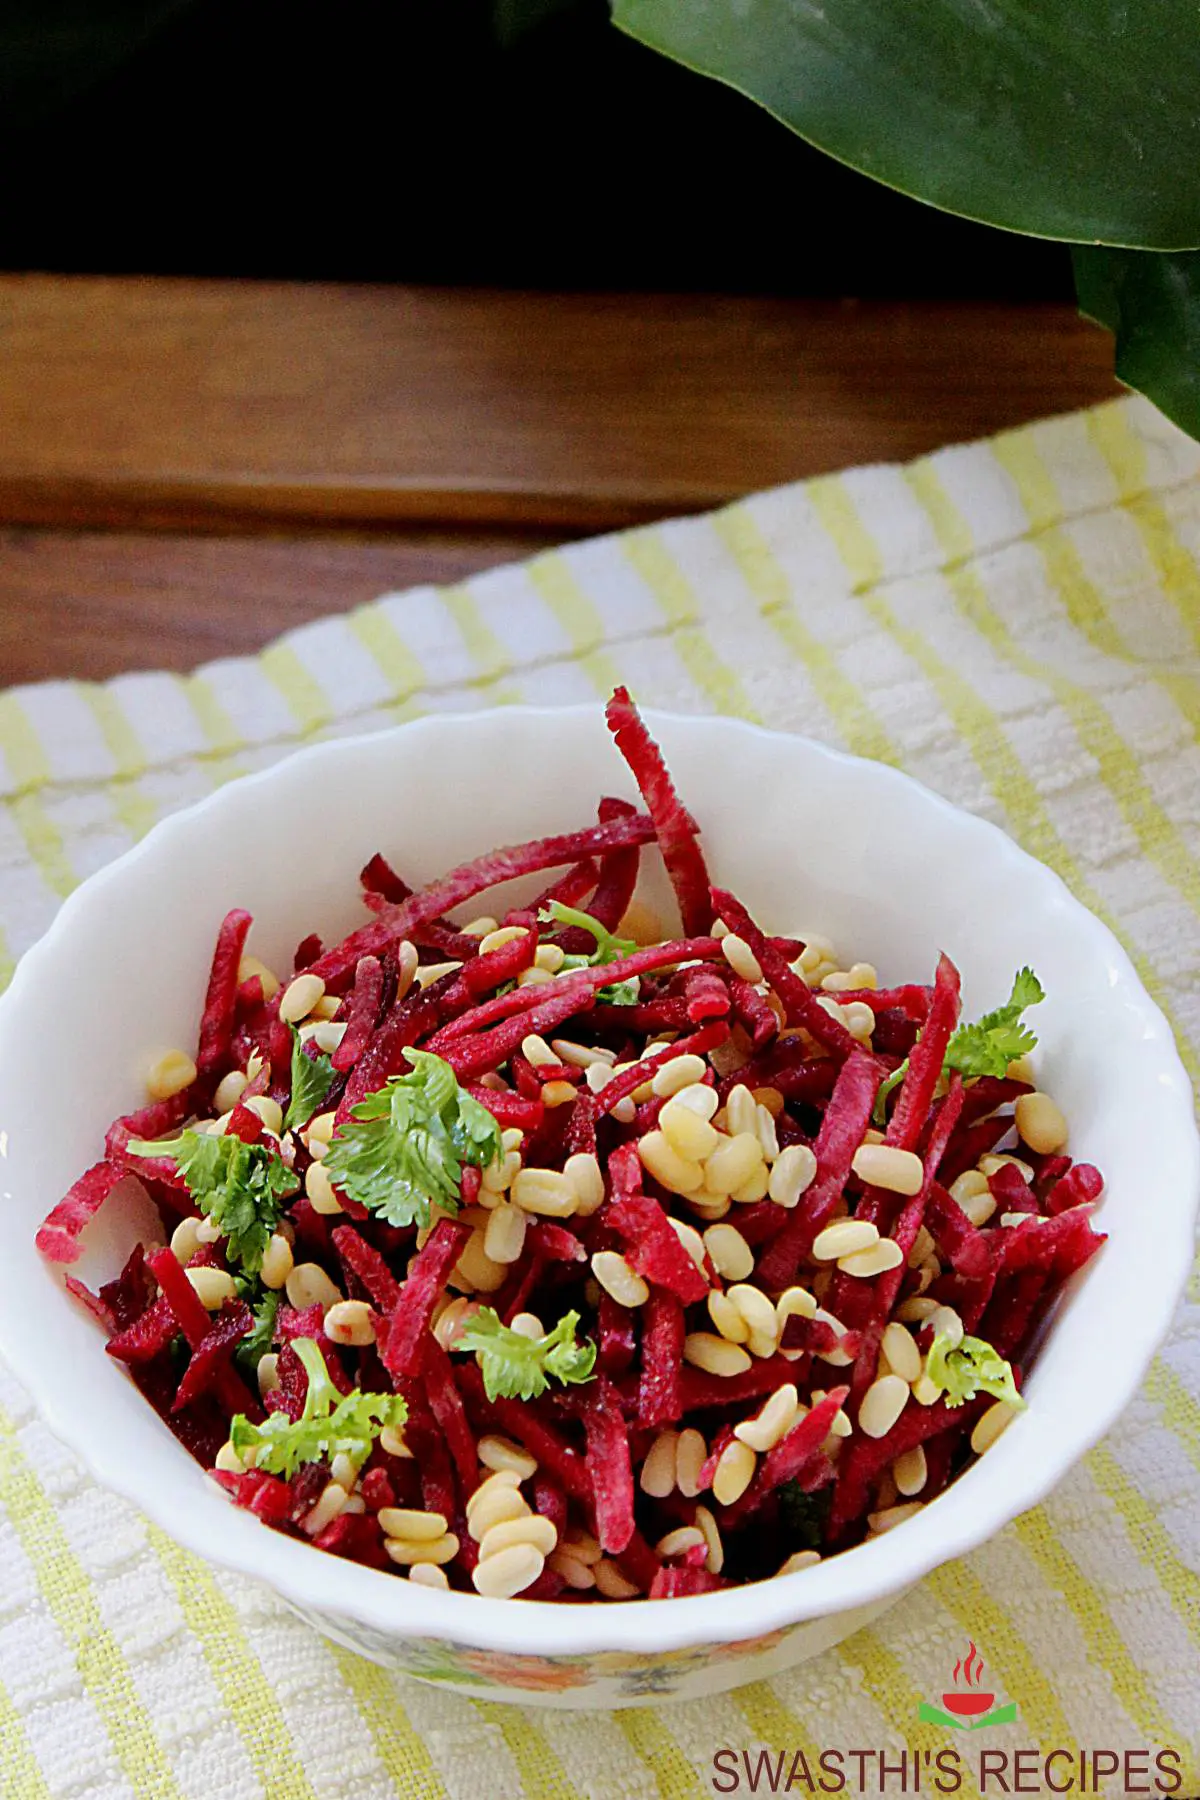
[0,278,1122,682]
[0,279,1119,535]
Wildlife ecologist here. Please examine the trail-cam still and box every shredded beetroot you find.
[381,1219,470,1380]
[309,813,657,985]
[651,1566,725,1597]
[46,691,1104,1597]
[583,1376,636,1553]
[422,1338,478,1492]
[756,1050,883,1289]
[1045,1161,1104,1216]
[608,1186,710,1306]
[637,1290,685,1427]
[331,957,386,1072]
[592,1020,729,1119]
[197,909,254,1077]
[105,1294,178,1363]
[606,688,712,936]
[597,1293,637,1378]
[36,1160,128,1264]
[331,1226,401,1312]
[711,888,860,1060]
[884,953,961,1150]
[682,965,731,1024]
[172,1301,255,1412]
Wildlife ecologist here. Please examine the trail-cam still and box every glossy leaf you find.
[612,0,1200,249]
[1074,247,1200,441]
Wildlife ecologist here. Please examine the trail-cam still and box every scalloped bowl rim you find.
[0,706,1194,1660]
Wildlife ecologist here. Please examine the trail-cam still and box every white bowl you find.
[0,708,1194,1709]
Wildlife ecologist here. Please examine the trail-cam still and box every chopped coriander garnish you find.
[944,967,1044,1079]
[234,1287,281,1375]
[323,1049,501,1230]
[284,1026,336,1132]
[872,966,1045,1126]
[230,1337,407,1479]
[539,900,640,1005]
[128,1130,298,1277]
[925,1332,1025,1412]
[457,1306,597,1402]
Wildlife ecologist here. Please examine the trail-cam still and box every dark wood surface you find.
[0,277,1121,682]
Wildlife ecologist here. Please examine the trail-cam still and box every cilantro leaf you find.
[944,967,1045,1080]
[778,1481,831,1553]
[323,1049,502,1229]
[128,1130,298,1276]
[874,967,1045,1123]
[925,1332,1026,1412]
[230,1338,407,1479]
[540,901,640,1005]
[234,1288,281,1375]
[284,1027,336,1132]
[456,1306,597,1402]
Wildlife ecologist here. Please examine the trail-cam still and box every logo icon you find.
[918,1641,1018,1730]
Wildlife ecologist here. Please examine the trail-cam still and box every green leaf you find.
[234,1289,281,1376]
[128,1129,298,1277]
[777,1481,830,1553]
[323,1049,502,1230]
[284,1028,336,1133]
[541,900,640,1004]
[944,967,1044,1080]
[612,0,1200,249]
[230,1339,407,1480]
[925,1333,1026,1412]
[456,1307,597,1402]
[1074,247,1200,443]
[871,1058,909,1130]
[539,900,637,965]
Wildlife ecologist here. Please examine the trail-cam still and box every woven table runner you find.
[1,395,1197,1799]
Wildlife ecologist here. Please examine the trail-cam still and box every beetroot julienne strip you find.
[197,908,254,1077]
[884,953,961,1152]
[722,1387,849,1525]
[592,1021,729,1118]
[829,1396,985,1539]
[422,1337,478,1492]
[331,1225,401,1312]
[582,1376,636,1554]
[172,1301,255,1412]
[145,1248,261,1419]
[756,1050,883,1290]
[308,813,657,985]
[429,937,723,1049]
[580,797,642,932]
[105,1294,178,1363]
[608,1189,711,1306]
[636,1303,683,1425]
[710,888,860,1061]
[382,1219,470,1380]
[459,1365,591,1500]
[331,956,386,1072]
[605,687,712,937]
[36,1160,129,1265]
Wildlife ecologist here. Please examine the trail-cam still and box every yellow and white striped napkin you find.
[1,394,1197,1799]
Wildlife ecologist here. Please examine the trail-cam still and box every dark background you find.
[0,0,1073,296]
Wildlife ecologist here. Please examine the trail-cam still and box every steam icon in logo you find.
[918,1642,1018,1730]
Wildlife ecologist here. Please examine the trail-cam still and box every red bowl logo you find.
[942,1692,995,1717]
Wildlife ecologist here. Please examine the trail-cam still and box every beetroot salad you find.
[39,691,1106,1602]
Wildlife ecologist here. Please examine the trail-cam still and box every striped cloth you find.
[1,393,1198,1800]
